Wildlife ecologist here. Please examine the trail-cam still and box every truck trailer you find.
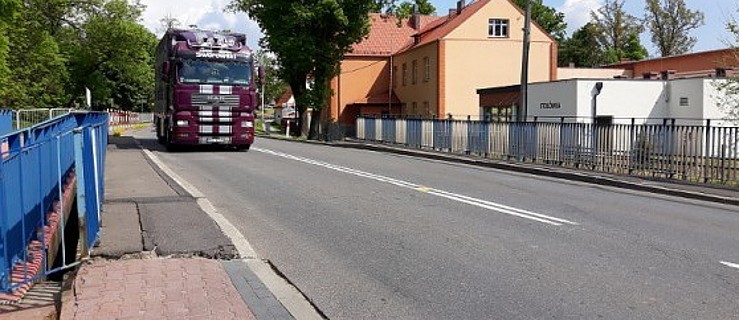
[154,29,257,150]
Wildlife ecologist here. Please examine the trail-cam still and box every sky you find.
[138,0,739,57]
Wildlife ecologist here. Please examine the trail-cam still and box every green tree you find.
[254,50,288,106]
[1,2,69,108]
[230,0,374,139]
[65,0,157,110]
[510,0,567,41]
[712,16,739,123]
[559,23,606,67]
[0,0,21,99]
[644,0,704,57]
[392,0,435,19]
[591,0,647,63]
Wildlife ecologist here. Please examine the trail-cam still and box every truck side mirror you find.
[161,61,170,81]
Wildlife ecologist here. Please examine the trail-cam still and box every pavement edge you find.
[140,149,324,320]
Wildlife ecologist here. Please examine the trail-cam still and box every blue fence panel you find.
[365,118,376,141]
[0,112,107,293]
[434,120,452,151]
[0,111,12,136]
[467,121,490,155]
[382,119,396,143]
[406,119,422,148]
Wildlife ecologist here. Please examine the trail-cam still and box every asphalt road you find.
[136,129,739,320]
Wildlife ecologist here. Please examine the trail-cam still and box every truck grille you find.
[191,94,240,107]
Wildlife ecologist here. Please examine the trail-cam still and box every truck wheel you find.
[236,144,250,152]
[164,128,179,152]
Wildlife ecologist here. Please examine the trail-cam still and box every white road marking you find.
[142,149,323,320]
[254,148,578,227]
[720,261,739,270]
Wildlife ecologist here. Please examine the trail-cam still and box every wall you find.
[527,79,668,124]
[526,80,578,121]
[702,79,738,126]
[441,0,555,119]
[667,78,704,125]
[392,43,439,117]
[329,57,390,125]
[607,49,739,77]
[557,68,632,80]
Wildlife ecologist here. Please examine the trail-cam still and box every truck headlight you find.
[176,120,189,127]
[242,121,254,128]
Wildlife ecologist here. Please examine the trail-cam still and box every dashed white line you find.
[720,261,739,270]
[254,147,578,227]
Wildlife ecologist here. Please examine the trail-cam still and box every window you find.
[412,60,418,85]
[392,66,398,88]
[423,101,430,115]
[488,19,509,38]
[680,97,690,107]
[412,102,417,115]
[423,57,430,81]
[402,63,407,86]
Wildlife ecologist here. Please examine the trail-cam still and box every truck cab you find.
[154,29,257,150]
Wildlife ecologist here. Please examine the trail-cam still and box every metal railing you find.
[0,112,108,300]
[357,117,739,185]
[12,109,76,131]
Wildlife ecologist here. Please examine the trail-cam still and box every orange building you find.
[326,0,558,128]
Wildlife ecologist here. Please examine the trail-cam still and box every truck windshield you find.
[178,59,251,85]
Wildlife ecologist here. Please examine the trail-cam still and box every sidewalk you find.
[59,134,294,320]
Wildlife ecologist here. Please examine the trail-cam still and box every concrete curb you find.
[257,134,739,207]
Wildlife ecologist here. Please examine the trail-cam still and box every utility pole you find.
[520,0,532,122]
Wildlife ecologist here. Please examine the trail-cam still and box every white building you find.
[526,78,736,126]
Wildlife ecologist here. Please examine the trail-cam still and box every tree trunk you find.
[308,107,322,140]
[288,77,307,136]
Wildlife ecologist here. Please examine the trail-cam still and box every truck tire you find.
[236,144,251,152]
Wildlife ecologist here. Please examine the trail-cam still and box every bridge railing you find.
[356,117,739,185]
[0,112,107,300]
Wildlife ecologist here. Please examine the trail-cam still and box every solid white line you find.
[254,147,577,226]
[720,261,739,270]
[142,149,322,320]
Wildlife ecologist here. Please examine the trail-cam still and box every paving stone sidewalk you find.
[54,133,293,320]
[60,258,256,320]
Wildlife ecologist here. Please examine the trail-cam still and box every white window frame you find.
[488,19,509,38]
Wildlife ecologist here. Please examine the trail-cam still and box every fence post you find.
[73,128,90,256]
[703,119,711,183]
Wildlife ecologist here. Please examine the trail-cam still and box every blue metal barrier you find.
[0,112,108,296]
[381,119,396,143]
[0,111,12,136]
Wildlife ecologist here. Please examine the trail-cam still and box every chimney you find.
[448,8,457,16]
[411,5,422,30]
[457,0,465,13]
[660,70,676,80]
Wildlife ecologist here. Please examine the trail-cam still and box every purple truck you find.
[154,29,257,150]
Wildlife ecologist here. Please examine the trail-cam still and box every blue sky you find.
[140,0,738,57]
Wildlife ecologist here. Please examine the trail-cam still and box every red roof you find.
[349,14,443,57]
[351,0,556,57]
[275,88,293,105]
